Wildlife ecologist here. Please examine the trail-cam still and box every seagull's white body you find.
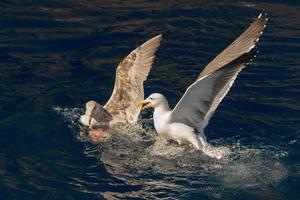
[139,13,268,156]
[152,96,202,149]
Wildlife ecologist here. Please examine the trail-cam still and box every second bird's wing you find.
[104,34,162,123]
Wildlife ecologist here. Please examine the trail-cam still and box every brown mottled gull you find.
[80,34,162,140]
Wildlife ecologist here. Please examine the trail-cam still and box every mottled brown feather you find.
[104,34,162,123]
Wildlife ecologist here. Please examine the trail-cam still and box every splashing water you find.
[54,106,289,199]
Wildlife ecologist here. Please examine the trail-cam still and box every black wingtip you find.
[224,50,257,68]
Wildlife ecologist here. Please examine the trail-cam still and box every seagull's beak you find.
[137,100,150,111]
[88,106,96,127]
[88,116,92,125]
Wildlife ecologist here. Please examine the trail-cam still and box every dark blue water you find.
[0,0,299,199]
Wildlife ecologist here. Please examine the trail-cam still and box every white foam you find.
[202,145,231,159]
[54,108,289,193]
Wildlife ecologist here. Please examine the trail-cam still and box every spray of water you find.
[54,107,288,198]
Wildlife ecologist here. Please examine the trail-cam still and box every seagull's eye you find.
[149,97,154,100]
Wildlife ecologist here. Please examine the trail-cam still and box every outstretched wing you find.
[170,13,267,131]
[198,13,267,79]
[104,34,162,123]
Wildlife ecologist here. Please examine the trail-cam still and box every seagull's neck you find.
[156,98,170,110]
[153,99,171,119]
[153,99,171,134]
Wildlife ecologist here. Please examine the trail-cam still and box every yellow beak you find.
[137,100,150,111]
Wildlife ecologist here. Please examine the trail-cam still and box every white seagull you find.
[79,34,162,141]
[138,14,268,152]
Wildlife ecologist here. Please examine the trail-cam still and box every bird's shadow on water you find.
[54,107,289,198]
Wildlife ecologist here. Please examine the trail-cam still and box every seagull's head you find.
[85,100,98,116]
[80,100,99,127]
[80,100,112,128]
[138,93,167,111]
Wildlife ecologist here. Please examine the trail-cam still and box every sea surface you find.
[0,0,299,199]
